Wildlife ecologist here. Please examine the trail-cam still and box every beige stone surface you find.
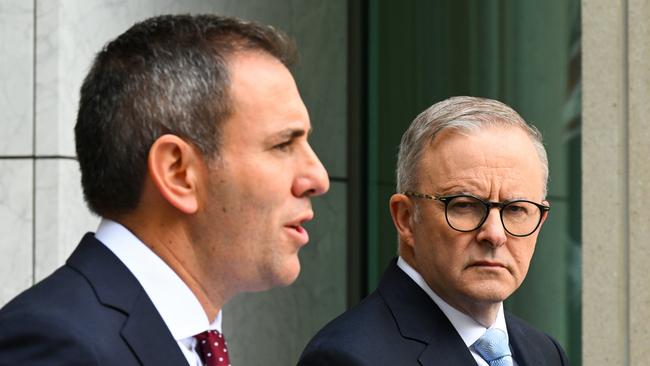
[584,0,650,364]
[582,0,628,365]
[628,0,650,364]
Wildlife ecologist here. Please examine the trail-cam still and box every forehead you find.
[419,126,545,198]
[223,51,309,138]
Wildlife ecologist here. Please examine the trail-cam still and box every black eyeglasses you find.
[403,192,550,237]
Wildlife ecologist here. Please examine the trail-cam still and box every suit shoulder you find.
[0,267,101,364]
[0,265,112,362]
[299,291,416,365]
[0,265,98,322]
[305,291,393,343]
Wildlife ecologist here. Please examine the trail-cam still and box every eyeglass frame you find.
[402,191,550,237]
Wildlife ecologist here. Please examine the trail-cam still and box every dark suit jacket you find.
[299,259,569,366]
[0,234,188,365]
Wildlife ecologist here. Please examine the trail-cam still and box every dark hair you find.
[75,14,297,216]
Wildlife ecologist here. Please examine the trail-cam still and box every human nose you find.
[475,208,507,247]
[292,144,330,198]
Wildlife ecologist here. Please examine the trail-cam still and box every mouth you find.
[469,260,507,269]
[284,212,314,245]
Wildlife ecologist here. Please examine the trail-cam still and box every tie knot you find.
[473,328,513,366]
[194,330,231,366]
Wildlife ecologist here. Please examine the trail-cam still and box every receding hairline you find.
[413,120,548,194]
[427,121,547,164]
[396,105,549,195]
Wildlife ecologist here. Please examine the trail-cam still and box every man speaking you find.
[0,14,329,365]
[300,97,568,365]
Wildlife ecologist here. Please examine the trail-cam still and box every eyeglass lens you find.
[446,196,542,236]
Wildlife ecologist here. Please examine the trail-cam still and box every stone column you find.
[582,0,650,364]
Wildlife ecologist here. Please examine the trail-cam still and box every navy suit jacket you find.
[299,259,569,366]
[0,234,188,365]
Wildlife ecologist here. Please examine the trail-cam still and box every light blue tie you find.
[473,328,514,366]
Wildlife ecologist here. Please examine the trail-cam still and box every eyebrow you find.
[276,127,311,139]
[438,189,531,202]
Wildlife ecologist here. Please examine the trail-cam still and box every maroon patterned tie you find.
[194,330,231,366]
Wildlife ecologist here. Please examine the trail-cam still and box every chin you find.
[260,257,302,289]
[465,283,515,303]
[474,292,509,304]
[275,271,300,287]
[277,259,302,286]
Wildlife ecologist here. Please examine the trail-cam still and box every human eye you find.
[504,202,532,217]
[270,129,305,153]
[273,139,294,152]
[447,196,482,215]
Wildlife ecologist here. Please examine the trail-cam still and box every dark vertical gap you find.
[346,0,368,307]
[31,0,37,285]
[497,1,507,102]
[567,2,582,364]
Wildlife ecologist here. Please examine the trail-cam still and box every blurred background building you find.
[0,1,647,365]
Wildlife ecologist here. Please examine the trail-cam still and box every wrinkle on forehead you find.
[419,127,546,201]
[430,170,536,201]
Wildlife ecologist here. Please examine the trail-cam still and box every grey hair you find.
[395,96,549,197]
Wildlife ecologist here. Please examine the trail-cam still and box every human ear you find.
[147,134,202,214]
[389,194,417,248]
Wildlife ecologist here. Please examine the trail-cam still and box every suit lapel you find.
[121,292,189,365]
[378,259,477,365]
[67,234,187,365]
[417,332,478,365]
[506,313,544,366]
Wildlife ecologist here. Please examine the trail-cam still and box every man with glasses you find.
[299,96,569,365]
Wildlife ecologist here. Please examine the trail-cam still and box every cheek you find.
[415,229,468,269]
[509,242,536,277]
[438,230,473,258]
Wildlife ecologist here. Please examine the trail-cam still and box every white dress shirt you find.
[397,257,517,366]
[95,219,221,366]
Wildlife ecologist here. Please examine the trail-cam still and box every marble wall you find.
[0,1,347,364]
[0,0,36,306]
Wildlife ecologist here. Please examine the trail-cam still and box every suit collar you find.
[66,233,188,365]
[397,256,510,348]
[95,219,217,340]
[377,259,477,365]
[67,233,142,312]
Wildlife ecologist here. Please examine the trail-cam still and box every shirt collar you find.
[95,218,222,341]
[396,256,508,347]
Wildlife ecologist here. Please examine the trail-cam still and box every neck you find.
[460,302,500,328]
[117,213,230,323]
[400,252,501,328]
